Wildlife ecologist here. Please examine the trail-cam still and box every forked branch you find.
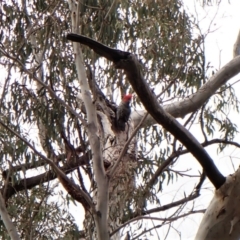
[67,33,226,189]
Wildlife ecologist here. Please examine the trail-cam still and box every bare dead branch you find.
[66,33,227,189]
[2,152,90,201]
[111,210,205,237]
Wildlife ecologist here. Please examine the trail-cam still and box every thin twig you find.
[0,119,94,210]
[97,0,118,40]
[110,210,205,237]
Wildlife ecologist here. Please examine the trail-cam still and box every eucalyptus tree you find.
[0,0,239,239]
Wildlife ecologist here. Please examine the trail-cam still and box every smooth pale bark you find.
[69,3,109,239]
[0,193,20,240]
[195,37,240,240]
[195,167,240,240]
[233,30,240,58]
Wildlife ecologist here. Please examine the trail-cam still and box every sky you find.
[195,2,240,66]
[65,1,240,239]
[160,1,240,239]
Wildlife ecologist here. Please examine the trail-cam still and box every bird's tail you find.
[115,119,126,131]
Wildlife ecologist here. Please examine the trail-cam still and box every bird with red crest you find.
[115,94,133,131]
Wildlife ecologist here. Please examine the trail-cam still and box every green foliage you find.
[0,0,238,238]
[1,187,78,240]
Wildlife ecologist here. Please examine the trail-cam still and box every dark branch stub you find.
[67,33,130,63]
[66,33,226,189]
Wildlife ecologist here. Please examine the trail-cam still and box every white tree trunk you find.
[0,193,20,240]
[82,108,137,240]
[195,167,240,240]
